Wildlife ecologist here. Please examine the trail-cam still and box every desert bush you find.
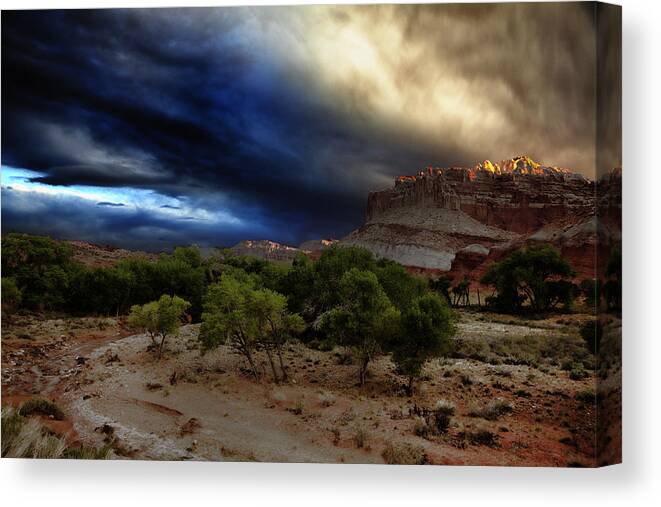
[569,367,588,381]
[414,400,455,438]
[493,366,513,378]
[413,417,431,438]
[434,399,456,417]
[575,389,596,404]
[468,399,513,421]
[334,349,354,365]
[455,333,588,370]
[318,392,336,407]
[18,399,64,421]
[382,441,428,465]
[460,427,499,446]
[580,319,603,355]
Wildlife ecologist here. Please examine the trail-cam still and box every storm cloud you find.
[1,4,619,250]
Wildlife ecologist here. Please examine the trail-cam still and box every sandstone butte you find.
[341,155,622,283]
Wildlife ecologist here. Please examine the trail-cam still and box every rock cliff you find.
[342,156,621,281]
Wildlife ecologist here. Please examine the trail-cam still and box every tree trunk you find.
[276,346,288,382]
[265,347,280,383]
[244,349,260,381]
[359,356,369,386]
[158,333,167,359]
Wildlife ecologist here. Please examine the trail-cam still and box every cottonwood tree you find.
[248,289,304,382]
[390,293,455,395]
[128,295,190,358]
[481,245,574,313]
[320,268,399,386]
[199,274,304,381]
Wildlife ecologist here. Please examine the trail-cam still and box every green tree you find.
[313,246,378,312]
[247,289,304,382]
[1,233,74,310]
[375,260,428,311]
[1,277,22,311]
[278,252,315,315]
[127,300,159,345]
[320,268,399,385]
[390,293,456,394]
[200,274,304,381]
[481,245,575,313]
[128,295,190,358]
[200,275,261,379]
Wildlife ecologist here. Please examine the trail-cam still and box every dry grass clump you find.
[414,400,456,438]
[459,426,499,447]
[382,441,428,465]
[453,334,589,369]
[468,399,513,421]
[318,391,336,407]
[1,407,111,459]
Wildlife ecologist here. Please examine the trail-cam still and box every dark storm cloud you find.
[1,4,618,249]
[1,187,266,251]
[97,201,125,207]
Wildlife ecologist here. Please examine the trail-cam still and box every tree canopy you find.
[481,245,575,313]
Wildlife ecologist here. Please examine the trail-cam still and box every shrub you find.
[413,417,431,437]
[575,389,596,404]
[382,441,428,465]
[461,427,499,446]
[468,399,513,421]
[318,392,336,407]
[580,319,603,355]
[569,367,588,381]
[434,399,456,417]
[18,399,64,421]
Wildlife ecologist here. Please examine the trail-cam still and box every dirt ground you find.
[1,310,621,466]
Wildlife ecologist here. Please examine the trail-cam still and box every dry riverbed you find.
[2,311,615,466]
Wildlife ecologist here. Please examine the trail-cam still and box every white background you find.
[1,0,659,505]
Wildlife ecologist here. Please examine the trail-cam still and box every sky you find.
[1,3,619,251]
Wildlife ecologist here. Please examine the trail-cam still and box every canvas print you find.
[1,2,621,466]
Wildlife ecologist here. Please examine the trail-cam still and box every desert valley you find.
[1,156,622,466]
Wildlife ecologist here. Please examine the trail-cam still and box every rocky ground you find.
[1,310,620,466]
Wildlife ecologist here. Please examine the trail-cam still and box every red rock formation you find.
[343,157,621,282]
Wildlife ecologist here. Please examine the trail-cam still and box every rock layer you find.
[343,156,621,281]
